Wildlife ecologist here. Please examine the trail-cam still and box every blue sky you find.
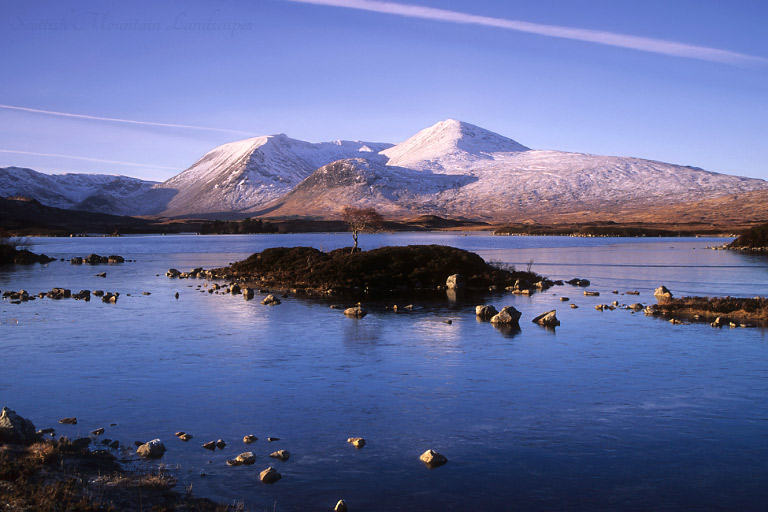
[1,0,766,181]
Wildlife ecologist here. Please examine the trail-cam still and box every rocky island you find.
[206,245,541,297]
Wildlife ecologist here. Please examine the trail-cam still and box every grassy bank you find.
[0,437,228,511]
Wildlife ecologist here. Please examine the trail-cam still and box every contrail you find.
[0,104,257,136]
[0,150,180,171]
[287,0,765,65]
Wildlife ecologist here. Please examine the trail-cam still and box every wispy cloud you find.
[288,0,765,65]
[0,149,179,171]
[0,104,256,136]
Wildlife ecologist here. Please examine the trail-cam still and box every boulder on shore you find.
[0,407,37,445]
[532,310,560,327]
[490,306,522,325]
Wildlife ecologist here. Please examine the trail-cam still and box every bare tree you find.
[341,206,383,252]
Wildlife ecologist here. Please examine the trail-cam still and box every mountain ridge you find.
[2,119,767,221]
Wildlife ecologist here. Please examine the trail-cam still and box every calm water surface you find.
[1,233,767,511]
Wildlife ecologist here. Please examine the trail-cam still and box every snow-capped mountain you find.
[380,119,529,172]
[0,167,157,215]
[4,120,767,221]
[252,158,476,218]
[256,120,768,220]
[148,134,393,216]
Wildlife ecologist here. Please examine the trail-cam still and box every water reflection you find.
[492,323,522,338]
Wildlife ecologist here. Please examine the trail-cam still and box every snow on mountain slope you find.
[151,134,393,216]
[256,147,768,220]
[429,150,768,219]
[252,158,477,218]
[0,167,157,215]
[381,119,529,172]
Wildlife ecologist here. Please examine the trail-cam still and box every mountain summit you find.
[148,134,392,216]
[381,119,529,172]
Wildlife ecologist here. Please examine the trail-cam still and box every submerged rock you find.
[59,417,77,425]
[243,435,257,444]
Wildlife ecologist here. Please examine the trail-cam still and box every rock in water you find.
[335,500,348,512]
[0,407,37,445]
[344,306,366,318]
[243,434,257,444]
[445,274,465,290]
[347,437,366,448]
[261,294,281,305]
[203,441,216,450]
[490,306,522,325]
[419,449,448,468]
[59,417,77,425]
[475,305,498,320]
[136,439,166,459]
[654,286,673,300]
[532,310,560,327]
[227,451,256,466]
[270,449,290,461]
[259,466,282,483]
